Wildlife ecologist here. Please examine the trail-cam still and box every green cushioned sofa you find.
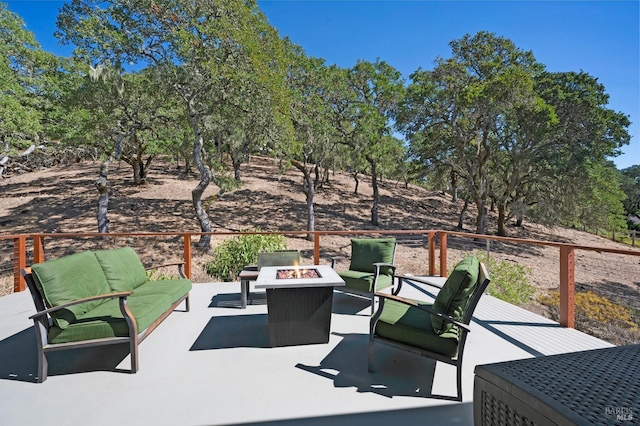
[21,247,192,383]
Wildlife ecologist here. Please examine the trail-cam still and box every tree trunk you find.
[96,161,110,233]
[368,155,379,226]
[314,164,320,188]
[231,150,242,180]
[141,155,153,183]
[474,128,491,235]
[516,215,523,227]
[0,155,9,178]
[132,160,142,185]
[353,172,359,194]
[457,199,469,229]
[475,201,488,235]
[233,158,241,180]
[306,173,315,241]
[292,160,315,240]
[189,110,213,251]
[95,135,124,233]
[450,168,458,202]
[130,133,150,186]
[497,202,507,236]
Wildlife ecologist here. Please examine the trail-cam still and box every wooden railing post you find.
[439,232,448,277]
[13,236,26,292]
[183,234,192,279]
[33,235,45,264]
[559,246,575,328]
[313,233,320,265]
[428,231,436,276]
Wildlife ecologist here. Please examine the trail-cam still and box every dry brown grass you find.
[1,155,639,344]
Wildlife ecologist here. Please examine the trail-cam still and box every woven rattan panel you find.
[265,286,333,347]
[479,391,537,426]
[475,345,639,425]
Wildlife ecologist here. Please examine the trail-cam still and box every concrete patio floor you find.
[0,278,612,425]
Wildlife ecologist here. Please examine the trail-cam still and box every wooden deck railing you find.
[4,229,640,329]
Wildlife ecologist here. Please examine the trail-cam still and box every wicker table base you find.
[255,265,345,347]
[265,286,333,347]
[474,344,640,425]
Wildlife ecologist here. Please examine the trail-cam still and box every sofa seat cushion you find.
[375,297,459,358]
[94,247,148,292]
[31,251,112,329]
[132,279,192,304]
[48,294,174,344]
[431,256,479,335]
[338,270,393,293]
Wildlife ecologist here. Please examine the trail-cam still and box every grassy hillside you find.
[1,155,639,343]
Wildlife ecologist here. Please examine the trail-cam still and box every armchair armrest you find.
[29,291,133,320]
[146,262,184,269]
[373,262,397,280]
[374,292,471,333]
[146,262,186,279]
[394,274,446,290]
[372,262,396,269]
[330,256,348,269]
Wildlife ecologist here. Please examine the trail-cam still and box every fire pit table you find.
[255,264,345,347]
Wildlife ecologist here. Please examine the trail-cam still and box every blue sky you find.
[6,0,639,169]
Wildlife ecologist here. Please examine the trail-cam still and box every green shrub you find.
[471,251,535,306]
[204,232,287,281]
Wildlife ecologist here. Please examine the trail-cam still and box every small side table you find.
[238,266,259,309]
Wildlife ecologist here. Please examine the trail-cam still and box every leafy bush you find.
[204,232,287,281]
[471,251,535,306]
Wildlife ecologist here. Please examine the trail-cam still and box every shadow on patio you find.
[0,280,613,425]
[295,331,458,401]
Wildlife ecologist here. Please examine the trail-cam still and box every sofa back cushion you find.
[349,238,396,275]
[94,247,148,292]
[431,255,479,335]
[31,251,111,329]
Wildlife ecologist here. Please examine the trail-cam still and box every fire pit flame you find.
[276,268,321,280]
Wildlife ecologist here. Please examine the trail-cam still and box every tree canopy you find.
[397,32,631,236]
[0,4,59,156]
[55,0,293,248]
[0,1,634,239]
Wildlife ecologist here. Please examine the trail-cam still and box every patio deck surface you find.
[0,278,612,426]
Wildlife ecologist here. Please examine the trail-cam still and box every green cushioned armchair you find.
[369,256,490,401]
[332,238,398,314]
